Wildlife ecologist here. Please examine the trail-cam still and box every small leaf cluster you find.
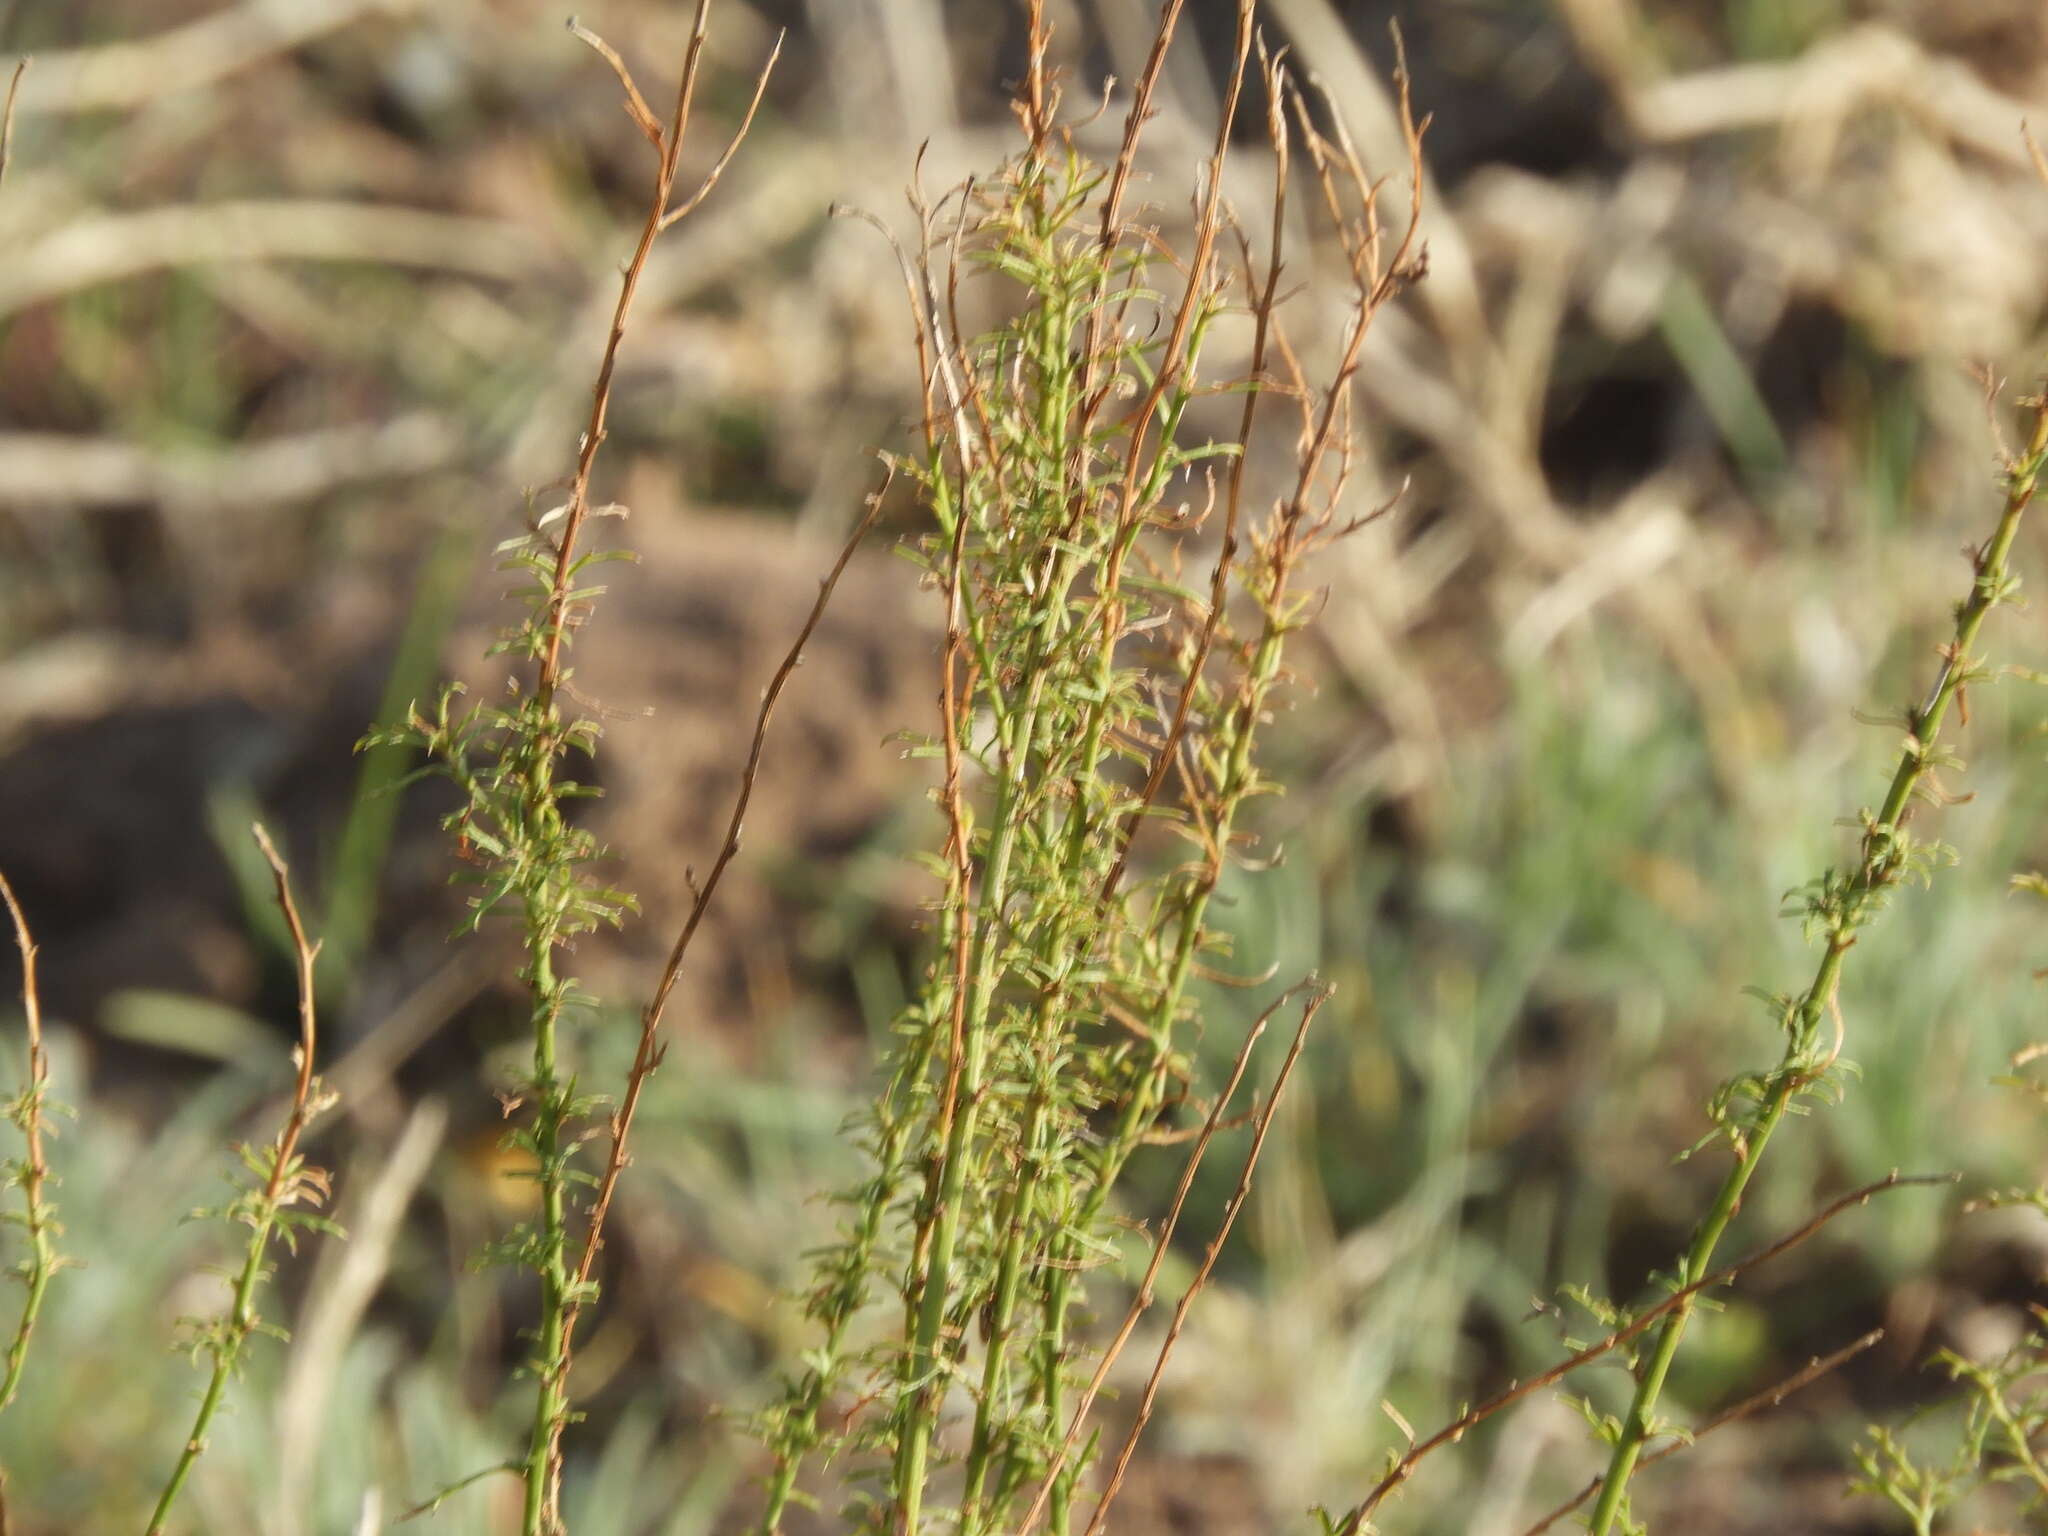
[1852,1030,2048,1535]
[1851,1321,2048,1536]
[362,502,641,1533]
[177,1137,340,1358]
[363,521,638,948]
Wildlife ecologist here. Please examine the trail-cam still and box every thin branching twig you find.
[1078,983,1330,1536]
[1016,981,1323,1536]
[368,9,782,1530]
[145,824,335,1536]
[0,871,56,1417]
[1573,393,2048,1536]
[543,481,882,1498]
[1336,1172,1950,1532]
[1521,1329,1885,1536]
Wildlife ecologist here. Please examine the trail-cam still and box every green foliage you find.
[1576,399,2048,1536]
[363,486,639,1536]
[143,826,339,1536]
[746,17,1419,1533]
[1851,1007,2048,1535]
[11,9,2048,1536]
[1851,1323,2048,1536]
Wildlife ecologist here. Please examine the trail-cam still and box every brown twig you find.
[546,486,883,1487]
[249,822,325,1214]
[1099,34,1291,904]
[0,870,54,1416]
[0,59,26,189]
[1080,0,1253,705]
[510,11,780,1525]
[145,824,332,1535]
[1337,1172,1951,1533]
[542,2,714,704]
[1518,1329,1885,1536]
[1019,0,1054,149]
[1015,981,1321,1536]
[661,30,785,229]
[1066,0,1187,463]
[1079,983,1330,1536]
[1279,45,1429,545]
[923,470,978,1257]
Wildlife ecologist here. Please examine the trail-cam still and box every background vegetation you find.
[3,1,2048,1532]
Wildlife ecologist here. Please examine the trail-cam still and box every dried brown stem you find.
[1020,0,1054,149]
[251,823,323,1201]
[1077,983,1330,1536]
[928,480,978,1223]
[1278,58,1428,544]
[1015,981,1321,1536]
[547,486,884,1481]
[568,21,664,146]
[1338,1172,1950,1533]
[1070,0,1188,447]
[539,0,715,705]
[661,30,784,229]
[1085,0,1251,659]
[1517,1329,1884,1536]
[0,869,53,1416]
[497,13,782,1524]
[0,59,25,189]
[1100,37,1292,903]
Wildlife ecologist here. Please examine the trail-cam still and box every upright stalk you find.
[0,871,56,1419]
[146,826,333,1536]
[374,12,782,1530]
[891,675,1054,1528]
[518,942,575,1535]
[1585,395,2048,1536]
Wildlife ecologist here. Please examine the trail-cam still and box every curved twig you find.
[1337,1171,1952,1533]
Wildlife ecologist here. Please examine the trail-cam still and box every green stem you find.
[146,1151,330,1532]
[892,673,1051,1531]
[145,1232,264,1536]
[1026,575,1301,1531]
[893,200,1095,1524]
[757,1025,939,1531]
[1581,1085,1792,1535]
[0,1215,49,1413]
[147,824,323,1536]
[962,455,1144,1525]
[1585,399,2048,1536]
[521,941,572,1536]
[958,1077,1054,1528]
